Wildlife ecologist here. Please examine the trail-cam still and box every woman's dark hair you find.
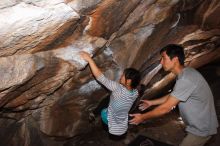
[124,68,141,89]
[160,44,185,65]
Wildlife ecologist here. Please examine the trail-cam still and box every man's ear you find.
[173,56,179,63]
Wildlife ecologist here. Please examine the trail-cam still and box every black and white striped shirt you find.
[97,74,138,135]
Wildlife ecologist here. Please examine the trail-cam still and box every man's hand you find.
[80,51,92,62]
[129,113,144,125]
[139,100,152,111]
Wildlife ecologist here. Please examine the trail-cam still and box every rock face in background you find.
[0,0,220,146]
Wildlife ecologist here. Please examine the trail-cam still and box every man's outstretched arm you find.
[129,95,180,125]
[139,94,170,111]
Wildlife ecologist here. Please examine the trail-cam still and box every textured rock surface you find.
[0,0,220,146]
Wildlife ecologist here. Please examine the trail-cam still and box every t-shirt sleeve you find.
[96,74,121,92]
[171,79,196,101]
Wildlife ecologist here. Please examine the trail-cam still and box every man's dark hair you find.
[160,44,185,65]
[124,68,141,89]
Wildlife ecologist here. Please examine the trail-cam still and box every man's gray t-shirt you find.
[171,67,218,137]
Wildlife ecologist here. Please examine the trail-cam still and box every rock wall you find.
[0,0,220,146]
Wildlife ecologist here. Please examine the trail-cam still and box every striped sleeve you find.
[96,74,120,92]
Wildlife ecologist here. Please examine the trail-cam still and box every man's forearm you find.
[129,95,179,125]
[151,94,169,106]
[141,95,171,120]
[142,95,179,121]
[141,105,170,121]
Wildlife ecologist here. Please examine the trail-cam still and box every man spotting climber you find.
[129,44,218,146]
